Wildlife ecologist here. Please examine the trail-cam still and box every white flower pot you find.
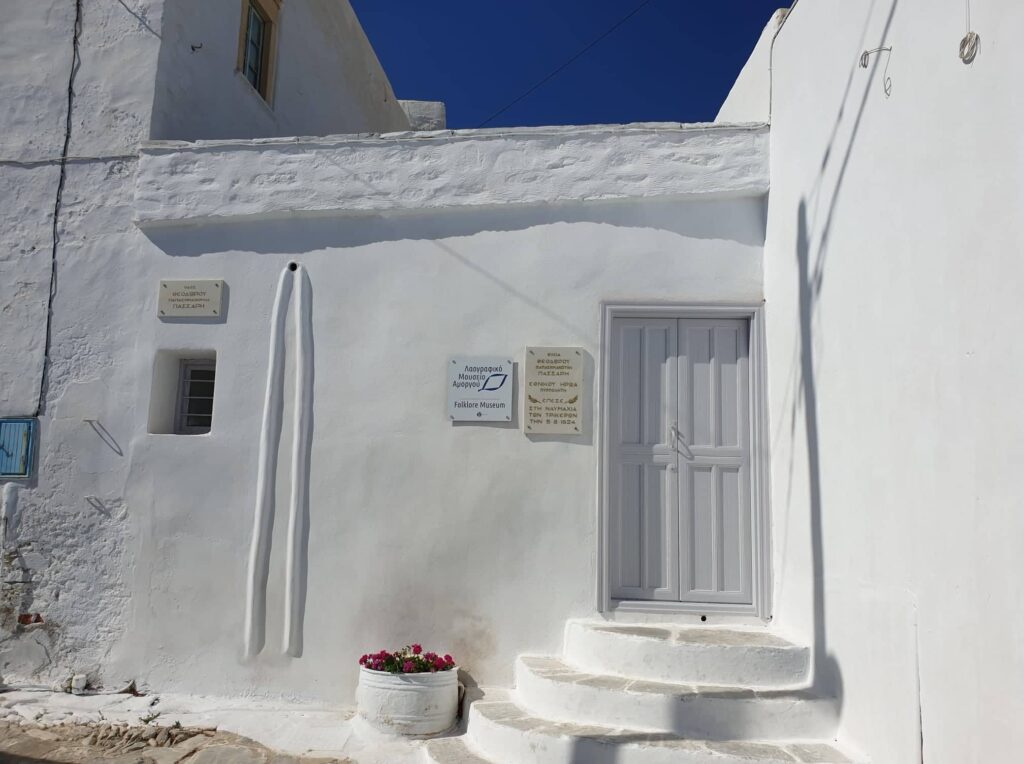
[356,666,459,735]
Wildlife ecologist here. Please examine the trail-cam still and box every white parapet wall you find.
[134,122,768,225]
[0,121,766,702]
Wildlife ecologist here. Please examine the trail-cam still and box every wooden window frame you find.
[174,359,217,435]
[236,0,281,103]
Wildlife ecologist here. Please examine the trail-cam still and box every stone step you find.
[423,736,493,764]
[466,700,857,764]
[564,620,809,687]
[515,656,837,741]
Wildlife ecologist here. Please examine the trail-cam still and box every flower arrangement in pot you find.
[356,644,459,735]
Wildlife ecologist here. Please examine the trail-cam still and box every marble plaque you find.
[158,280,223,318]
[525,347,584,435]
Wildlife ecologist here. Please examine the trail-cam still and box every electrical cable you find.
[36,0,84,417]
[477,0,656,128]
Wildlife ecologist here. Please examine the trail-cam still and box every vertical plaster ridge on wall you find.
[284,266,313,658]
[245,267,293,658]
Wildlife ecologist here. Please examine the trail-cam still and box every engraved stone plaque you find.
[525,347,584,435]
[158,280,223,318]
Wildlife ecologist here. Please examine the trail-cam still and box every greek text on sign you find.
[525,347,584,434]
[158,280,224,318]
[448,357,513,422]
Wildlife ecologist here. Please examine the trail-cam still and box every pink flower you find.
[411,644,422,655]
[444,655,454,665]
[432,657,446,670]
[402,661,415,673]
[359,654,367,665]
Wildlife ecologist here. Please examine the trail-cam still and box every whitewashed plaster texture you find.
[151,0,412,141]
[0,0,163,417]
[134,123,769,225]
[763,1,1024,761]
[0,0,164,683]
[715,9,787,124]
[85,123,769,701]
[0,0,424,688]
[399,100,447,131]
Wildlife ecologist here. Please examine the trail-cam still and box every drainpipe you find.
[0,482,17,582]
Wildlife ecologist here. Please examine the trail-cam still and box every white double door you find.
[608,317,753,605]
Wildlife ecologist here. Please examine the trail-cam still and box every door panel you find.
[608,319,678,601]
[609,314,753,607]
[677,320,751,604]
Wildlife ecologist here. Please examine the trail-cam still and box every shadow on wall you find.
[779,0,901,750]
[140,195,766,258]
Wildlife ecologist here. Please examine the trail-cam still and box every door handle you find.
[669,422,694,460]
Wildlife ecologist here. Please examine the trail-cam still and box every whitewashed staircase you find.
[424,620,862,764]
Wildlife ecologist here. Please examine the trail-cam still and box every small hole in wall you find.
[288,262,298,271]
[700,615,707,623]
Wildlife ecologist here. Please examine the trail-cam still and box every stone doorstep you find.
[563,620,812,690]
[468,700,856,763]
[577,621,799,649]
[519,655,819,699]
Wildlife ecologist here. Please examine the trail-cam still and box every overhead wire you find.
[476,0,657,128]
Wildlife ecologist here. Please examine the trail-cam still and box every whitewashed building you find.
[0,1,1020,762]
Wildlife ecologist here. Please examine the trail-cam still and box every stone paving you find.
[0,719,349,763]
[0,689,427,764]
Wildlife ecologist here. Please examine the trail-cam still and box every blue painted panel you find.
[0,418,35,478]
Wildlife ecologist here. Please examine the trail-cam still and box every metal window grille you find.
[0,418,36,478]
[174,360,216,435]
[243,2,267,91]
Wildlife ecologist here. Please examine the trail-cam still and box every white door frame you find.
[598,302,772,620]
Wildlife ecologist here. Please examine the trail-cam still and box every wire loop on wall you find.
[959,31,979,64]
[859,46,893,98]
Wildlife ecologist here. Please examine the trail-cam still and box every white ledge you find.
[134,122,769,226]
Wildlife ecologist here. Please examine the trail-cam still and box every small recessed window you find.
[175,360,216,435]
[237,0,280,101]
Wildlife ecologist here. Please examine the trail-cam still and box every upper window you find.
[237,0,280,102]
[175,360,216,435]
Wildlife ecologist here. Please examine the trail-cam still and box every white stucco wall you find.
[2,123,766,700]
[0,0,167,675]
[0,0,415,682]
[763,1,1024,761]
[715,9,787,124]
[0,0,164,417]
[150,0,411,141]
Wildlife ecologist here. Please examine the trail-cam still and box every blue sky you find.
[349,1,786,129]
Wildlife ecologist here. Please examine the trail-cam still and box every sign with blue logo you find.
[447,357,513,422]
